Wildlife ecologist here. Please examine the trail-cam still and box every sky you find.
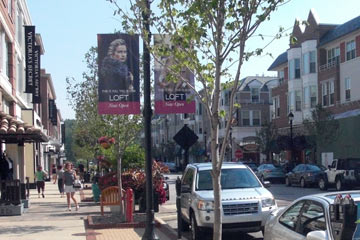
[27,0,360,120]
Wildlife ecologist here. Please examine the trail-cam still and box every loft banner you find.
[24,25,35,93]
[97,33,140,115]
[154,34,195,114]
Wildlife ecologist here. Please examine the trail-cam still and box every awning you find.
[0,112,48,143]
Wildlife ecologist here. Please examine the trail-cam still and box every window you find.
[289,58,300,80]
[279,200,306,231]
[329,81,334,105]
[5,41,10,78]
[241,110,250,126]
[303,51,315,74]
[304,87,310,108]
[346,40,356,61]
[290,91,295,112]
[2,98,10,113]
[251,88,259,103]
[273,96,280,118]
[279,70,284,84]
[310,86,317,108]
[16,7,23,48]
[322,83,328,106]
[253,110,260,126]
[295,91,301,111]
[327,47,340,64]
[182,168,195,190]
[299,201,326,236]
[345,77,351,101]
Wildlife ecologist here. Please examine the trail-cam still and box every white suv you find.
[180,162,277,239]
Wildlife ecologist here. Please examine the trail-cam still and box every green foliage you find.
[122,144,145,169]
[64,119,76,162]
[304,104,340,149]
[256,121,279,161]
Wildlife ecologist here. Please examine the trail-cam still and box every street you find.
[157,173,327,239]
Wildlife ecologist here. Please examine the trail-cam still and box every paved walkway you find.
[0,182,180,240]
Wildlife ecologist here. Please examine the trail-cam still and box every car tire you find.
[191,212,202,240]
[300,178,306,188]
[260,175,265,183]
[285,177,291,187]
[261,226,265,236]
[319,178,328,191]
[336,178,343,191]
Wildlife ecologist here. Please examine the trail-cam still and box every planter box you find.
[0,203,24,216]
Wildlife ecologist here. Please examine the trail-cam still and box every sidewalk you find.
[0,182,181,240]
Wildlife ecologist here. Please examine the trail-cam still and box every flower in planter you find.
[98,136,115,149]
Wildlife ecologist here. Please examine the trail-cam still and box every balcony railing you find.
[319,61,338,72]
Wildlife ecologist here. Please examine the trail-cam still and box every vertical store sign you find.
[32,45,41,103]
[97,34,140,115]
[48,99,54,122]
[154,34,195,114]
[24,26,35,93]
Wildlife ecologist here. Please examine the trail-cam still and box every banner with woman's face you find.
[154,34,195,114]
[97,34,140,115]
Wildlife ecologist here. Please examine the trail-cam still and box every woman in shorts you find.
[63,162,79,211]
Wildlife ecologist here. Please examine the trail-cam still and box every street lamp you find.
[230,127,233,161]
[288,112,294,164]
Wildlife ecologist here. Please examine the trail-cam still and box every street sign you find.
[173,125,198,150]
[235,149,243,159]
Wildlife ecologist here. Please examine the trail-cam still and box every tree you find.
[303,104,339,163]
[66,47,143,219]
[108,0,290,238]
[64,119,76,162]
[256,121,279,162]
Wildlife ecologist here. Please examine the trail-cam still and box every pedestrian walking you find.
[35,166,47,198]
[63,162,79,211]
[51,164,57,182]
[53,165,65,198]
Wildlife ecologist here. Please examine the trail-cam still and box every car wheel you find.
[336,178,343,191]
[261,226,265,236]
[319,178,328,191]
[300,178,306,188]
[191,212,202,240]
[285,177,291,187]
[260,175,265,183]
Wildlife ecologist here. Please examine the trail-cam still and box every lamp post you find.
[230,127,233,161]
[288,112,294,164]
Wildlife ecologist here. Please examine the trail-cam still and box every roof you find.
[333,108,360,120]
[312,191,360,204]
[268,52,288,71]
[190,162,246,171]
[320,15,360,46]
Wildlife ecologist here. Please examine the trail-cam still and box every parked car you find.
[256,164,286,183]
[318,158,360,191]
[285,164,326,188]
[163,162,177,172]
[241,162,258,172]
[264,191,360,240]
[180,162,277,239]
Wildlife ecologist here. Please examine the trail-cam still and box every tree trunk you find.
[212,168,222,240]
[116,143,125,221]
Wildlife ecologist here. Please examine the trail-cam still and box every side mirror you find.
[328,165,331,169]
[263,181,271,188]
[181,184,191,193]
[306,230,326,240]
[164,176,169,180]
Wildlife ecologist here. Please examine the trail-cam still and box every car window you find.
[297,165,305,172]
[182,168,195,188]
[331,161,336,168]
[279,200,306,231]
[307,165,325,171]
[298,201,326,236]
[197,168,261,190]
[293,165,301,172]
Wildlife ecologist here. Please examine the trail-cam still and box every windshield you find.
[307,165,326,171]
[197,168,261,190]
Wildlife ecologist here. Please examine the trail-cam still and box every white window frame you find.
[329,81,334,106]
[345,77,351,101]
[241,110,250,126]
[310,86,317,108]
[327,47,340,64]
[295,90,301,111]
[346,40,356,61]
[251,87,259,103]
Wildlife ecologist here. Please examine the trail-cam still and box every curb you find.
[155,216,189,240]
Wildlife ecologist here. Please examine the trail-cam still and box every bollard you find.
[176,177,182,239]
[126,188,134,222]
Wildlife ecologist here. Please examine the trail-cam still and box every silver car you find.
[264,191,360,240]
[180,162,277,239]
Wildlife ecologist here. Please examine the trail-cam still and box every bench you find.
[100,186,125,216]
